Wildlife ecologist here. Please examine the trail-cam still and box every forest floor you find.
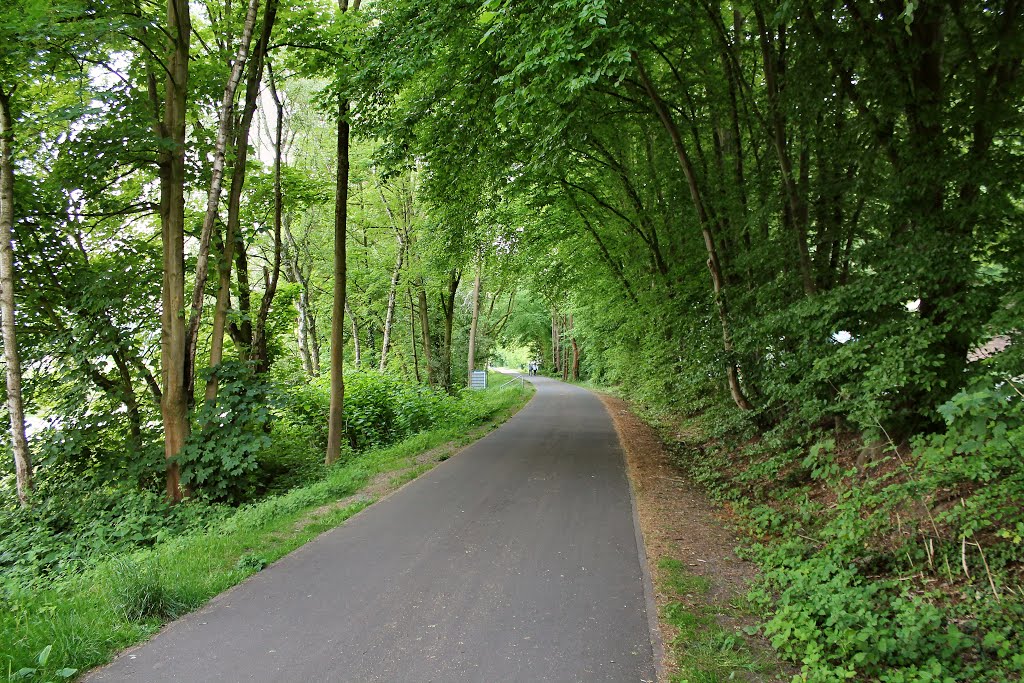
[599,394,791,683]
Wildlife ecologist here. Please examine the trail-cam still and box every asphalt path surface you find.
[87,375,656,682]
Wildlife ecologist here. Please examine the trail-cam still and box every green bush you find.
[755,540,1024,682]
[277,369,459,453]
[175,362,277,503]
[0,479,222,587]
[738,376,1024,682]
[343,371,460,449]
[757,552,968,681]
[912,377,1024,554]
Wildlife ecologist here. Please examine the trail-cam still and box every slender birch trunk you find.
[466,253,482,384]
[378,234,404,372]
[296,300,314,374]
[0,86,32,507]
[284,221,319,376]
[206,0,277,401]
[418,285,434,385]
[308,312,321,372]
[345,300,361,367]
[251,61,284,374]
[184,0,261,396]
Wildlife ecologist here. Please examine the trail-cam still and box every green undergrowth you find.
[657,557,769,683]
[1,378,533,682]
[0,371,530,586]
[636,378,1024,683]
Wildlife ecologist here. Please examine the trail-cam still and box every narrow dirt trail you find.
[86,376,656,682]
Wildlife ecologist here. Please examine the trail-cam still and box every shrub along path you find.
[85,376,656,682]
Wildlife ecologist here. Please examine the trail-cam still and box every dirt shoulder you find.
[598,393,785,683]
[294,426,484,532]
[293,389,534,534]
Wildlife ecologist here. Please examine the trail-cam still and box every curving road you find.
[87,375,657,682]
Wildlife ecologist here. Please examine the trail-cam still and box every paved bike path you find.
[88,376,656,682]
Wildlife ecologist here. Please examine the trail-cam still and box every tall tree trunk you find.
[206,0,277,401]
[251,60,284,374]
[284,220,318,376]
[561,316,569,381]
[345,300,361,367]
[632,51,753,411]
[325,0,361,462]
[439,269,460,391]
[227,229,254,357]
[551,312,560,375]
[570,315,580,381]
[378,234,404,372]
[408,286,420,382]
[466,253,482,384]
[326,85,351,463]
[0,86,32,508]
[571,339,580,380]
[417,285,434,386]
[185,0,261,396]
[296,296,314,374]
[158,0,192,503]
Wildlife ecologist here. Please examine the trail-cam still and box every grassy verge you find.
[1,380,533,682]
[657,557,769,683]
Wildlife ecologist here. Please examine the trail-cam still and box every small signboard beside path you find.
[469,370,488,390]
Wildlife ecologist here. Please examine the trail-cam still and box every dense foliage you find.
[1,0,1022,679]
[0,11,530,682]
[353,0,1024,680]
[659,376,1024,681]
[360,0,1023,433]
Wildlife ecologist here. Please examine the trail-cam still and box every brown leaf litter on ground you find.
[598,393,786,683]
